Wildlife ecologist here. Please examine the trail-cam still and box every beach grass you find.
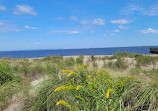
[0,53,158,111]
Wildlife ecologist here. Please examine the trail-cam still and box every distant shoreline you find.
[0,45,158,52]
[0,46,157,59]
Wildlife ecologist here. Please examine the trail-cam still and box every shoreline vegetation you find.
[0,52,158,111]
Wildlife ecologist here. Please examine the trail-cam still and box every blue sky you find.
[0,0,158,51]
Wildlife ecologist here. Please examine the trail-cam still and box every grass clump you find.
[136,55,158,67]
[27,65,137,110]
[76,55,84,64]
[115,57,128,69]
[65,57,75,66]
[0,63,24,106]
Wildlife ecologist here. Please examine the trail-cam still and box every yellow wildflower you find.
[54,85,73,92]
[106,89,115,99]
[61,70,71,73]
[87,75,91,78]
[68,72,74,77]
[54,87,64,92]
[96,70,99,76]
[56,100,72,109]
[76,85,82,91]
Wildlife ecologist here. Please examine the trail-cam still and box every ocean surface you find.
[0,46,157,59]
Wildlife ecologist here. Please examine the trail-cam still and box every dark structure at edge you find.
[150,47,158,54]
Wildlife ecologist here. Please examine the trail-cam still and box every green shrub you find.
[136,55,158,67]
[65,57,75,66]
[0,63,14,85]
[101,56,109,60]
[76,55,84,64]
[90,55,96,61]
[115,57,128,69]
[41,55,63,62]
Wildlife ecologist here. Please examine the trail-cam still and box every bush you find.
[101,56,109,60]
[76,55,84,64]
[90,55,96,61]
[65,57,75,66]
[0,63,14,85]
[115,57,128,69]
[41,55,63,62]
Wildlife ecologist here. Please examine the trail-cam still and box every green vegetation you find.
[0,63,24,106]
[76,55,84,64]
[0,53,158,111]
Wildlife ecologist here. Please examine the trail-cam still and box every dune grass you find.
[0,53,158,111]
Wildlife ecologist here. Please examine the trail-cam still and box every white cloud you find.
[112,29,120,32]
[0,5,6,11]
[138,28,158,34]
[122,3,142,15]
[24,26,38,30]
[80,20,89,24]
[70,16,78,21]
[118,25,129,29]
[122,3,158,16]
[54,17,63,20]
[80,18,105,26]
[0,22,4,25]
[13,5,37,15]
[109,34,115,36]
[111,19,131,24]
[142,4,158,16]
[47,30,79,35]
[66,31,79,34]
[93,18,105,25]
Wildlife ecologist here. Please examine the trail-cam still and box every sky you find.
[0,0,158,51]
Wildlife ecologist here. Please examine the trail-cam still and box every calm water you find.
[0,46,157,59]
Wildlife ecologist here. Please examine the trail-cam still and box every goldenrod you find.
[68,72,74,77]
[87,75,91,78]
[76,85,82,91]
[54,85,73,92]
[54,87,64,92]
[106,89,115,99]
[61,70,71,73]
[56,100,72,109]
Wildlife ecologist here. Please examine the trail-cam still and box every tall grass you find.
[0,53,158,111]
[0,63,24,106]
[26,64,138,110]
